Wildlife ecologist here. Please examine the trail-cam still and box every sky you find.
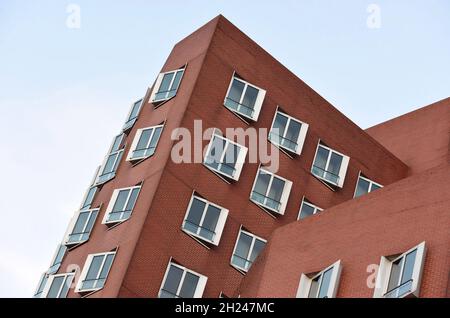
[0,0,449,297]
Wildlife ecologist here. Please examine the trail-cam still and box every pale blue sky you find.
[0,0,448,297]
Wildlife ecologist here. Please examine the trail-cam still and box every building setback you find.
[34,15,449,298]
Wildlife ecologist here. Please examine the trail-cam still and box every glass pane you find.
[318,268,333,298]
[227,79,245,104]
[112,190,130,212]
[125,188,140,212]
[85,255,103,282]
[253,171,271,199]
[220,143,239,176]
[328,152,343,176]
[103,153,118,174]
[58,276,72,298]
[36,274,48,295]
[158,72,175,93]
[185,198,206,233]
[308,276,320,298]
[355,177,370,198]
[387,258,402,292]
[136,129,153,151]
[267,177,285,210]
[242,85,258,110]
[271,112,288,141]
[53,245,66,266]
[284,119,301,150]
[199,205,221,241]
[98,254,114,280]
[170,70,184,92]
[205,137,226,170]
[312,146,329,178]
[47,276,64,298]
[84,210,98,234]
[401,250,417,284]
[111,135,123,152]
[299,202,316,219]
[371,183,382,192]
[128,100,142,120]
[72,212,89,235]
[179,272,199,298]
[233,232,253,268]
[148,127,163,152]
[249,239,266,263]
[82,187,96,209]
[161,265,184,298]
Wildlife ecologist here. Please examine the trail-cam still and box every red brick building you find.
[34,15,449,298]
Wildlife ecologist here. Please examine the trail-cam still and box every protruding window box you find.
[297,198,323,220]
[63,208,99,247]
[102,185,141,225]
[230,228,266,273]
[47,244,67,275]
[311,142,350,188]
[296,260,342,298]
[41,273,74,298]
[95,134,125,185]
[75,251,116,294]
[122,98,143,132]
[354,173,383,198]
[150,67,185,105]
[126,124,163,163]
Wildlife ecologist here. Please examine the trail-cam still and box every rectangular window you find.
[298,198,323,220]
[76,251,116,293]
[204,133,248,181]
[269,109,309,155]
[33,273,49,298]
[96,134,125,185]
[181,194,229,246]
[64,208,99,246]
[311,143,350,188]
[354,174,383,198]
[250,167,293,215]
[374,242,426,298]
[224,75,266,121]
[296,260,342,298]
[126,124,164,162]
[123,98,143,131]
[102,186,141,224]
[150,68,185,103]
[48,244,67,275]
[231,228,266,273]
[159,261,208,298]
[42,273,74,298]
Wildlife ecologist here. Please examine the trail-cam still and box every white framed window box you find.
[150,67,185,104]
[63,208,99,246]
[311,142,350,188]
[102,185,141,225]
[296,260,342,298]
[230,228,266,273]
[75,251,116,293]
[33,272,49,298]
[47,244,67,275]
[96,134,125,185]
[126,124,164,162]
[122,98,143,132]
[297,197,323,220]
[41,273,75,298]
[354,173,383,198]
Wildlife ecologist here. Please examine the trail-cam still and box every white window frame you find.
[250,167,293,215]
[230,228,267,273]
[102,185,141,225]
[203,132,248,181]
[158,260,208,298]
[41,273,75,298]
[223,74,266,121]
[373,242,426,298]
[268,108,309,155]
[297,197,323,220]
[48,244,67,275]
[126,124,164,162]
[181,193,229,246]
[95,134,125,185]
[63,208,99,246]
[150,67,185,103]
[75,251,116,293]
[353,172,383,198]
[296,260,342,298]
[311,142,350,188]
[122,98,143,131]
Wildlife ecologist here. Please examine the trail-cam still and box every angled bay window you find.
[311,142,350,188]
[250,167,292,215]
[296,260,342,298]
[204,132,248,181]
[159,261,208,298]
[42,273,74,298]
[354,173,383,198]
[224,74,266,121]
[76,251,116,293]
[48,244,67,275]
[33,273,49,298]
[122,98,143,131]
[126,124,163,162]
[150,67,185,104]
[96,134,125,185]
[181,194,229,246]
[298,198,323,220]
[64,208,99,246]
[102,185,141,224]
[231,228,266,273]
[374,242,426,298]
[269,109,309,155]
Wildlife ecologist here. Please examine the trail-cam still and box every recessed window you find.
[311,142,350,188]
[123,98,143,131]
[64,208,99,246]
[48,244,67,275]
[102,186,141,224]
[224,75,266,121]
[296,260,342,298]
[126,124,163,162]
[250,167,293,215]
[298,198,323,220]
[204,133,248,181]
[374,242,426,298]
[42,273,74,298]
[76,251,116,293]
[269,109,309,155]
[231,228,266,273]
[96,134,125,185]
[150,68,185,104]
[181,194,228,246]
[159,261,208,298]
[354,174,383,198]
[33,273,49,298]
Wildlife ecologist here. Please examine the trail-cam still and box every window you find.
[76,251,116,293]
[224,75,266,121]
[96,134,125,185]
[80,186,97,210]
[311,142,350,188]
[298,198,323,220]
[126,124,163,162]
[102,186,141,224]
[269,109,309,155]
[250,167,293,215]
[181,194,228,246]
[41,273,74,298]
[48,244,67,275]
[204,133,248,181]
[150,68,185,104]
[373,242,426,298]
[64,208,99,246]
[296,260,342,298]
[33,273,49,298]
[122,98,143,131]
[231,228,266,273]
[158,261,208,298]
[354,174,383,198]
